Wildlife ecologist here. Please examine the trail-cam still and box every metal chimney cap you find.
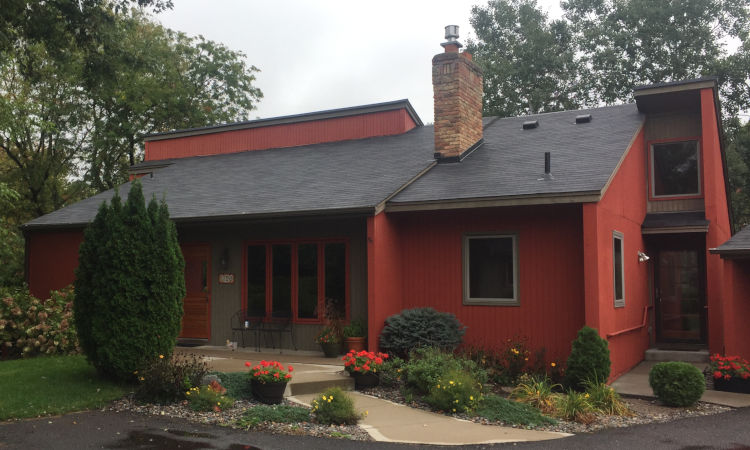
[445,25,459,41]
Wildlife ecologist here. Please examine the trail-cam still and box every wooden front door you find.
[180,244,211,339]
[655,246,706,344]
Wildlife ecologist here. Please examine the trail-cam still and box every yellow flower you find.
[452,408,456,412]
[217,402,221,405]
[133,370,138,374]
[469,396,474,401]
[328,398,332,402]
[159,355,164,359]
[454,399,459,403]
[449,380,454,385]
[365,410,369,416]
[436,384,440,389]
[585,393,590,398]
[139,376,144,381]
[321,395,327,401]
[551,362,556,367]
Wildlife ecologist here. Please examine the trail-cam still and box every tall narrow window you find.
[650,140,700,197]
[463,234,518,306]
[272,244,292,317]
[613,232,625,307]
[325,243,347,319]
[297,243,318,319]
[246,245,266,316]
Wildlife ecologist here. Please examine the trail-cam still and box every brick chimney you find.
[432,25,483,162]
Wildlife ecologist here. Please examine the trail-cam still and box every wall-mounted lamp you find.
[220,248,230,270]
[638,251,650,263]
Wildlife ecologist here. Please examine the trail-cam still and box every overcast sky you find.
[157,0,563,124]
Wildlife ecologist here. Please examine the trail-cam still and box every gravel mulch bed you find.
[109,397,372,441]
[364,384,731,434]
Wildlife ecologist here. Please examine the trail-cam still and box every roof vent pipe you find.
[445,25,459,42]
[523,120,539,130]
[539,151,554,180]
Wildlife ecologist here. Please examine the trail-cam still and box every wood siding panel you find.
[700,88,733,355]
[644,111,701,142]
[723,260,750,358]
[585,126,650,380]
[391,205,585,364]
[647,198,705,213]
[178,217,367,349]
[26,229,84,299]
[145,109,416,161]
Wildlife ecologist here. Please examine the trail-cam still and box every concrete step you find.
[285,370,354,396]
[644,348,709,363]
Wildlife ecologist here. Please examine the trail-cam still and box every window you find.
[613,231,625,307]
[245,240,348,322]
[650,140,700,198]
[463,234,518,305]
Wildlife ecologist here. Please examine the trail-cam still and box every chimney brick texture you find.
[432,51,483,160]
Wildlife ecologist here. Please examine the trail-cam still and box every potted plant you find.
[343,318,367,352]
[316,298,343,357]
[246,360,293,404]
[342,350,388,389]
[709,353,750,393]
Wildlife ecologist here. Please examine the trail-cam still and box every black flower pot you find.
[320,342,342,358]
[714,377,750,394]
[352,371,379,390]
[251,379,287,404]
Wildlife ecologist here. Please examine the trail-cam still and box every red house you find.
[24,33,741,379]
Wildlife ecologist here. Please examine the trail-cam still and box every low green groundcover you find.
[0,355,128,420]
[476,394,557,427]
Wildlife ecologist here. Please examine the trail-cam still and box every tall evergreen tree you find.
[74,180,184,380]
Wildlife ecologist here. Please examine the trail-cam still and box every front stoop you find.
[644,348,709,363]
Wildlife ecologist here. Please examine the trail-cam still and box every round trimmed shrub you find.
[74,181,185,381]
[649,362,705,406]
[564,326,611,390]
[378,307,466,359]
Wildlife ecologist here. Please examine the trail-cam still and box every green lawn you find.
[0,355,130,420]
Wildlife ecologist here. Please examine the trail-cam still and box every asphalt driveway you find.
[2,407,750,449]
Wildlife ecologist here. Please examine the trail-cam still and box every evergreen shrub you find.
[564,326,610,390]
[74,180,185,381]
[378,307,465,358]
[405,347,487,395]
[648,362,705,407]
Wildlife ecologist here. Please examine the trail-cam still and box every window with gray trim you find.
[613,231,625,307]
[463,234,518,305]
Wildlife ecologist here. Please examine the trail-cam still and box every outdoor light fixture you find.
[638,251,650,263]
[220,247,230,270]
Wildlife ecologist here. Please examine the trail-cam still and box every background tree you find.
[468,0,585,117]
[74,180,184,381]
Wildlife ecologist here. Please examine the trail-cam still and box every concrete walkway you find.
[291,392,569,445]
[612,361,750,408]
[176,345,570,445]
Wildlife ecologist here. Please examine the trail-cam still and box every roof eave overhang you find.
[642,225,709,235]
[709,248,750,259]
[22,206,377,232]
[385,191,601,213]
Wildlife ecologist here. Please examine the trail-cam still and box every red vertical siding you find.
[584,126,650,379]
[723,260,750,358]
[366,214,403,350]
[26,229,84,299]
[392,205,585,364]
[700,88,732,355]
[145,109,417,161]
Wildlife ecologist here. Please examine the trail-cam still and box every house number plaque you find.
[218,273,235,284]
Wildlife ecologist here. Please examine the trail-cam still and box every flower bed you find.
[709,354,750,393]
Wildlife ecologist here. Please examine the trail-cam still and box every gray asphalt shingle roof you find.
[24,127,435,228]
[713,226,750,256]
[24,103,644,229]
[389,103,643,204]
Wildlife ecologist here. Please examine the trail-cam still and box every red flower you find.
[714,371,723,379]
[244,361,251,367]
[285,374,291,379]
[725,374,732,380]
[273,372,280,378]
[288,366,294,372]
[354,366,360,372]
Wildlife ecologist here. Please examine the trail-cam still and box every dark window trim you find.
[648,137,702,200]
[613,231,625,308]
[462,233,519,306]
[242,238,350,324]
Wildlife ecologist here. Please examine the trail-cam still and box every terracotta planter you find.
[714,377,750,394]
[320,342,343,358]
[352,371,379,390]
[344,337,367,352]
[251,379,287,404]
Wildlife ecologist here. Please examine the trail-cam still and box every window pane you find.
[246,245,266,317]
[272,245,292,317]
[325,243,346,320]
[297,244,318,319]
[614,236,623,302]
[469,237,514,299]
[652,141,699,196]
